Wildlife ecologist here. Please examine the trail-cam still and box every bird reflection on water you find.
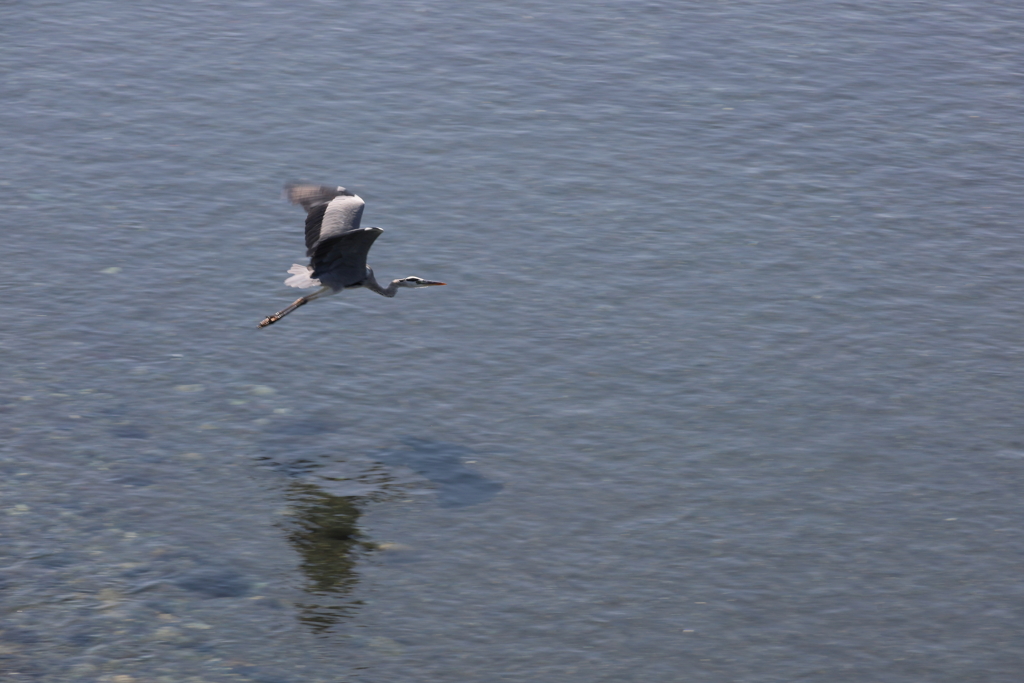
[284,481,374,633]
[268,439,501,632]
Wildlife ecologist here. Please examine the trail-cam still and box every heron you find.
[258,184,446,328]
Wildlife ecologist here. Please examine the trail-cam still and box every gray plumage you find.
[288,184,367,254]
[258,183,445,328]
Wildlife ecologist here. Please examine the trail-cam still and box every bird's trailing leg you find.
[258,286,332,328]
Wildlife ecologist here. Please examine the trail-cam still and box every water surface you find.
[2,1,1023,681]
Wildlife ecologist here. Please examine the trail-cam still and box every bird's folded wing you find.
[309,228,383,289]
[315,194,365,246]
[285,188,365,256]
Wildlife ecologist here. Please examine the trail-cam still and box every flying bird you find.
[258,184,445,328]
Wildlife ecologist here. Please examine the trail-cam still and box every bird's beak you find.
[426,281,446,286]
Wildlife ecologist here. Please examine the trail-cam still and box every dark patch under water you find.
[175,567,252,599]
[375,438,503,508]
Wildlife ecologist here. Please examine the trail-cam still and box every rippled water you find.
[3,1,1024,681]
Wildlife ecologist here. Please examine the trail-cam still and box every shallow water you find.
[3,1,1024,681]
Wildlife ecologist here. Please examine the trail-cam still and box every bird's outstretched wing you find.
[309,227,384,290]
[285,184,366,256]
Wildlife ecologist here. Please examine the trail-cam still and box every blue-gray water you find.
[3,1,1023,681]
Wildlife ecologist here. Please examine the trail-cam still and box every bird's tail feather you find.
[284,264,321,289]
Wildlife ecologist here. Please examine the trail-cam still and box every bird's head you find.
[398,276,446,288]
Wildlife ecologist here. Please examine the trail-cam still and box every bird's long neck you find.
[363,268,400,297]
